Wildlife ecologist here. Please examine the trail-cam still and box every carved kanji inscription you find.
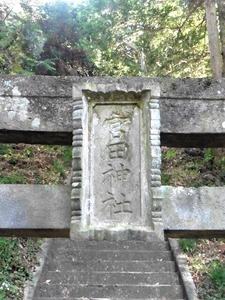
[91,104,141,225]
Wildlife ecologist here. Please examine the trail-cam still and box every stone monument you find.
[71,83,163,240]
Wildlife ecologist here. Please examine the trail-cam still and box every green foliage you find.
[0,144,72,184]
[62,146,72,168]
[0,144,11,155]
[204,148,215,163]
[179,238,198,253]
[0,238,18,267]
[0,143,72,298]
[161,173,172,185]
[0,237,41,299]
[77,0,210,77]
[163,149,177,160]
[161,148,225,187]
[216,156,225,170]
[35,1,94,75]
[0,1,44,74]
[0,1,92,75]
[0,173,26,184]
[208,260,225,298]
[0,0,213,77]
[51,159,65,177]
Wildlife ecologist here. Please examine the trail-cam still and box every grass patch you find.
[208,260,225,299]
[0,144,72,184]
[162,147,225,187]
[0,238,42,299]
[179,239,198,254]
[183,239,225,299]
[0,172,27,184]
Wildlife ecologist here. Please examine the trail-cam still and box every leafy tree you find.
[35,1,94,75]
[1,0,225,78]
[0,0,53,74]
[0,1,28,74]
[0,0,94,76]
[77,0,210,77]
[205,0,222,78]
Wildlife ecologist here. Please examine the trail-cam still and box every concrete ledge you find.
[163,186,225,238]
[1,184,225,238]
[1,76,225,146]
[169,238,199,300]
[0,184,71,237]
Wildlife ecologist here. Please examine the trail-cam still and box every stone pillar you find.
[149,99,164,238]
[70,83,163,240]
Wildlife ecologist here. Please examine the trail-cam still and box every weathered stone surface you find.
[1,76,224,99]
[40,271,179,285]
[163,186,225,237]
[49,239,169,251]
[35,284,184,299]
[169,238,199,300]
[71,83,163,240]
[45,260,175,273]
[91,103,142,224]
[33,237,185,300]
[1,76,225,146]
[1,184,224,238]
[0,184,71,237]
[42,249,172,262]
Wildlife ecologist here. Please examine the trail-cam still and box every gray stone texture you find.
[163,186,225,237]
[33,237,185,299]
[0,185,225,237]
[169,238,199,300]
[71,83,163,240]
[91,103,141,225]
[1,76,225,146]
[0,184,71,237]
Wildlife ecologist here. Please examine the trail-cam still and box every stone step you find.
[40,271,180,285]
[33,238,185,300]
[85,230,165,242]
[35,298,185,300]
[47,250,172,262]
[44,260,175,273]
[48,240,169,252]
[34,284,184,299]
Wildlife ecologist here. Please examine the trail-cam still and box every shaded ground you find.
[162,147,225,187]
[179,238,225,300]
[0,144,71,185]
[0,238,42,299]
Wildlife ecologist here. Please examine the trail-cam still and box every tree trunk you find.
[205,0,222,77]
[140,49,147,77]
[217,0,225,76]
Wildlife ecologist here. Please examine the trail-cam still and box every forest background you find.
[0,0,225,299]
[1,0,225,78]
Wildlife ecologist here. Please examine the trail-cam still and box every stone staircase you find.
[33,233,186,300]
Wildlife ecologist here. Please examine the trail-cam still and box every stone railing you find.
[0,76,224,239]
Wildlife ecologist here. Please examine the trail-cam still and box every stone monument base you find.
[71,223,164,241]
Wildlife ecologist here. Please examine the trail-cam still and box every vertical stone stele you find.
[71,83,163,240]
